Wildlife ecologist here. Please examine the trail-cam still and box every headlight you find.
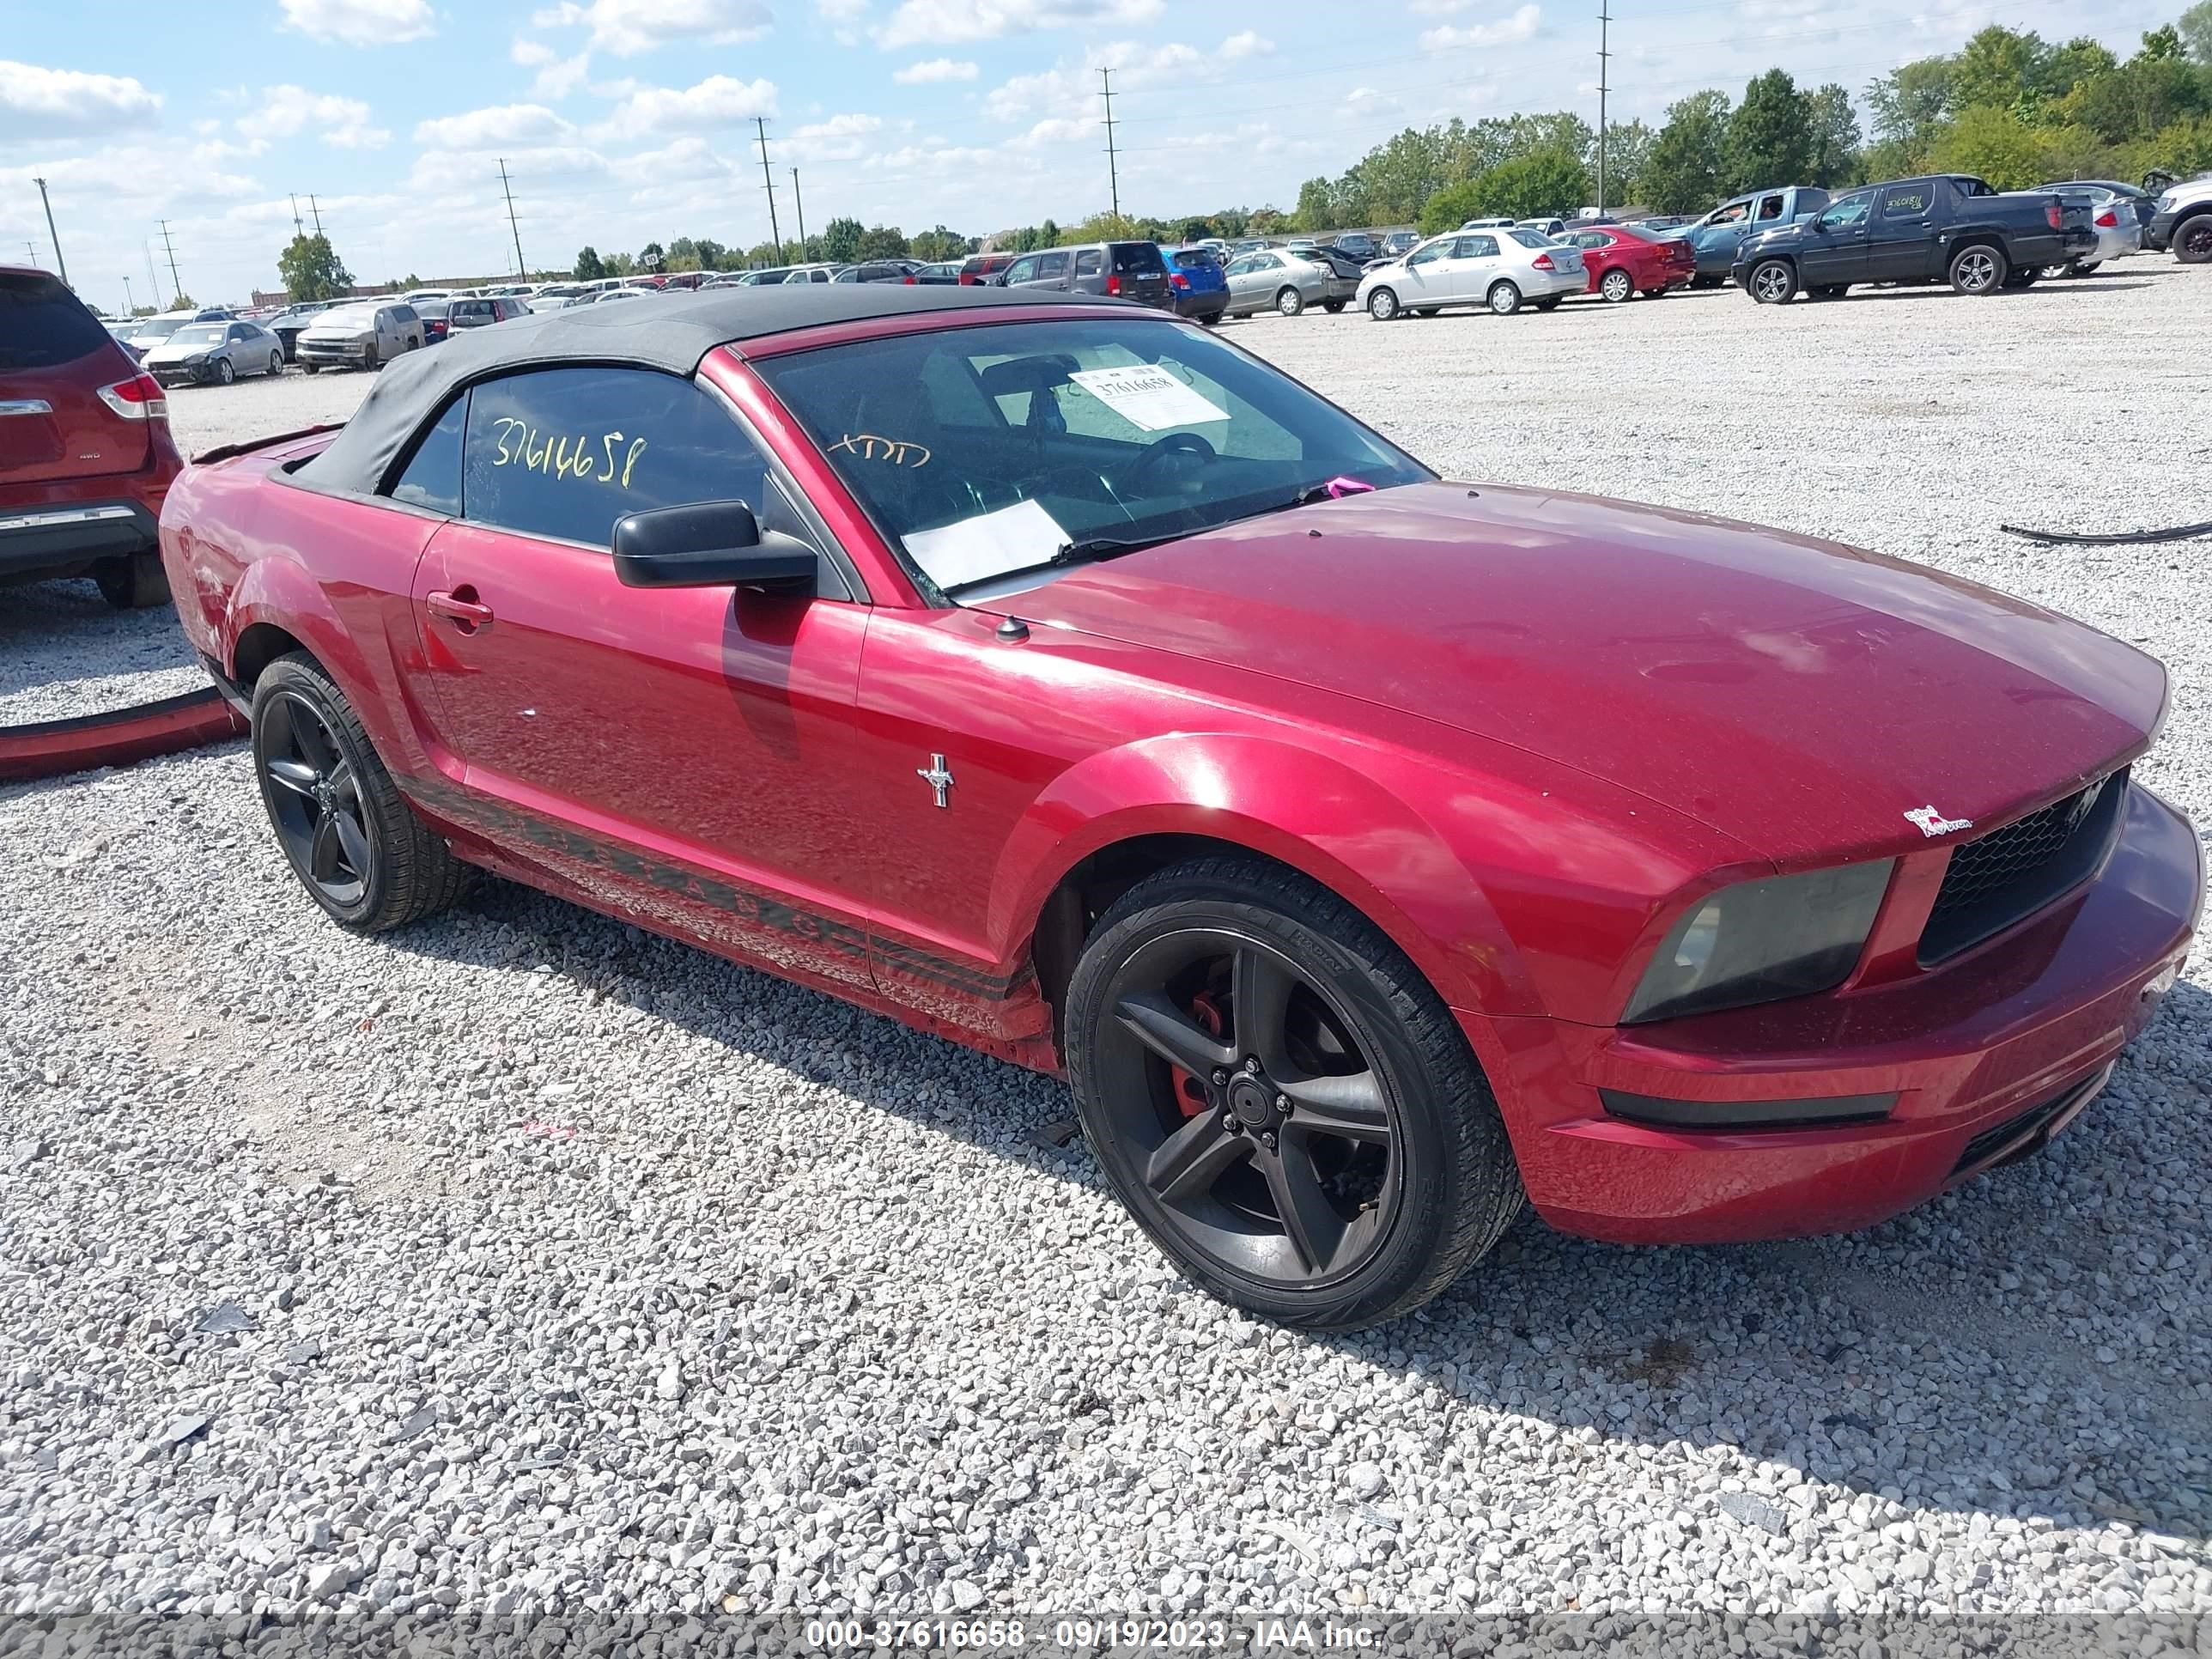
[1621,860,1894,1024]
[185,354,207,365]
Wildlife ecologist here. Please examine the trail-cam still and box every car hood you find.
[302,323,372,340]
[1006,482,2164,865]
[142,342,211,363]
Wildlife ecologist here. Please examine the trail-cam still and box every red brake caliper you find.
[1172,992,1225,1117]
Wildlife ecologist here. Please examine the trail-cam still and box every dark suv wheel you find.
[94,550,170,610]
[1064,856,1524,1330]
[250,652,471,933]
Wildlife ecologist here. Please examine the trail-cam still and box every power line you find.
[1101,67,1121,218]
[755,118,784,258]
[792,167,806,252]
[33,177,66,286]
[156,220,182,301]
[497,158,526,275]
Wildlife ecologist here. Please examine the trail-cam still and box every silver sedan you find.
[139,319,287,387]
[1218,249,1331,318]
[2040,185,2144,276]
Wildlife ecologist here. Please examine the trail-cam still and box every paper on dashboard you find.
[1067,365,1230,432]
[903,498,1069,590]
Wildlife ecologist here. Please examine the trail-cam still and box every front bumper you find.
[2147,208,2179,252]
[146,361,214,386]
[1467,781,2201,1244]
[296,339,373,367]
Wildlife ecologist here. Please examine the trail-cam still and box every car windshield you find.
[170,324,228,344]
[751,316,1431,599]
[129,316,188,342]
[1505,228,1557,249]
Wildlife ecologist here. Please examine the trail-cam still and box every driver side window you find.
[1407,241,1446,265]
[1821,194,1874,230]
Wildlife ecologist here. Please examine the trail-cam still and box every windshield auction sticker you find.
[1068,365,1229,432]
[903,498,1068,589]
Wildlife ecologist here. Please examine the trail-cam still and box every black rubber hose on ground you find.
[1999,520,2212,546]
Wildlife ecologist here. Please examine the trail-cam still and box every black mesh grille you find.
[1918,770,2126,964]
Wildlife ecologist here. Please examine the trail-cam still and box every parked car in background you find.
[834,263,920,283]
[264,301,340,362]
[997,242,1174,309]
[1287,246,1365,312]
[415,300,452,344]
[1519,217,1568,239]
[1,266,181,608]
[1631,214,1696,232]
[2145,171,2212,262]
[297,302,424,372]
[142,319,286,386]
[1734,175,2094,301]
[781,264,842,285]
[1166,246,1229,324]
[401,289,451,306]
[1559,223,1696,302]
[121,313,199,360]
[911,262,964,283]
[1220,247,1334,318]
[1380,230,1419,258]
[105,319,149,361]
[1457,217,1518,232]
[957,253,1014,286]
[2037,184,2145,276]
[1357,228,1584,319]
[1668,186,1832,283]
[447,295,531,331]
[1329,232,1381,261]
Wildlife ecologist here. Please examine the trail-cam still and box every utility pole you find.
[1595,4,1612,216]
[497,159,526,275]
[290,193,304,235]
[309,195,324,235]
[23,240,35,267]
[157,220,183,302]
[1100,68,1121,220]
[754,118,783,258]
[143,241,161,306]
[33,176,67,285]
[123,276,135,313]
[791,167,806,253]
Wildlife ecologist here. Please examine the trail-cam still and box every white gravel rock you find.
[0,264,2208,1625]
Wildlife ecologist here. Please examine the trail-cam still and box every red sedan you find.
[1561,223,1697,302]
[158,286,2197,1330]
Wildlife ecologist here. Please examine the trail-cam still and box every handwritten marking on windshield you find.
[489,418,647,487]
[829,432,932,467]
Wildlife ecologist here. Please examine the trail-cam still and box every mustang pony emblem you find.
[1903,805,1974,838]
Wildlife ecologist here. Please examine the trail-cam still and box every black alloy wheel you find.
[2177,215,2212,264]
[258,689,375,912]
[1066,858,1523,1329]
[249,652,471,932]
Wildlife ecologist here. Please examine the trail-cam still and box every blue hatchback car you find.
[1166,246,1229,324]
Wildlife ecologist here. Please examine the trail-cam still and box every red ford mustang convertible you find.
[161,286,2198,1329]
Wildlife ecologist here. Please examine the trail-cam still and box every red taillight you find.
[97,374,167,422]
[1170,271,1189,289]
[2046,201,2063,229]
[2095,209,2118,228]
[902,274,916,283]
[1106,273,1122,296]
[1531,252,1554,271]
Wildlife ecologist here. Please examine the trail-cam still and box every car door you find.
[1796,190,1875,285]
[1228,252,1271,312]
[1073,246,1105,295]
[1393,240,1452,306]
[400,363,881,991]
[1448,235,1498,301]
[1864,179,1941,281]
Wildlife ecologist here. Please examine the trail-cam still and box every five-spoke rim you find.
[1753,263,1790,302]
[1958,250,1996,290]
[1093,927,1402,1288]
[259,691,373,907]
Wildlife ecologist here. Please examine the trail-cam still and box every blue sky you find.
[1,0,2178,308]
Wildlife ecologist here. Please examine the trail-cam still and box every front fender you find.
[988,732,1542,1018]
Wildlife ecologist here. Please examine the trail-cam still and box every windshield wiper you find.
[939,530,1182,597]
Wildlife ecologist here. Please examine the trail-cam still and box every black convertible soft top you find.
[297,283,1120,498]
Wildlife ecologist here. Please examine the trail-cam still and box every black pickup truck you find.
[1730,174,2094,302]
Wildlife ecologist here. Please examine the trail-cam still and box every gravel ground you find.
[1,367,374,722]
[3,263,2209,1630]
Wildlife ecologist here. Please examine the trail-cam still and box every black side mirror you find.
[611,501,817,593]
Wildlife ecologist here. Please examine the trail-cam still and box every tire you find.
[215,356,236,386]
[1413,307,1439,317]
[1533,298,1562,311]
[1322,299,1346,313]
[362,343,380,371]
[1809,283,1850,300]
[2175,214,2212,264]
[94,550,169,611]
[268,351,284,378]
[1599,268,1633,303]
[250,652,472,934]
[1486,280,1522,316]
[1366,288,1400,321]
[1748,258,1796,304]
[1948,242,2005,295]
[1063,856,1523,1330]
[2075,260,2100,275]
[302,363,319,374]
[1640,288,1668,298]
[1275,286,1304,317]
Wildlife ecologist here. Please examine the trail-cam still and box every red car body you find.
[158,300,2197,1252]
[1,266,182,600]
[1569,225,1696,299]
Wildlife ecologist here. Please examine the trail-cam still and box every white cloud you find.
[817,0,870,15]
[893,57,979,82]
[1218,30,1272,59]
[787,111,888,160]
[984,37,1268,122]
[277,0,436,46]
[513,38,596,97]
[412,103,578,150]
[237,85,390,150]
[595,74,779,135]
[1419,4,1541,49]
[0,60,161,140]
[874,0,1162,50]
[530,0,774,56]
[1008,114,1091,149]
